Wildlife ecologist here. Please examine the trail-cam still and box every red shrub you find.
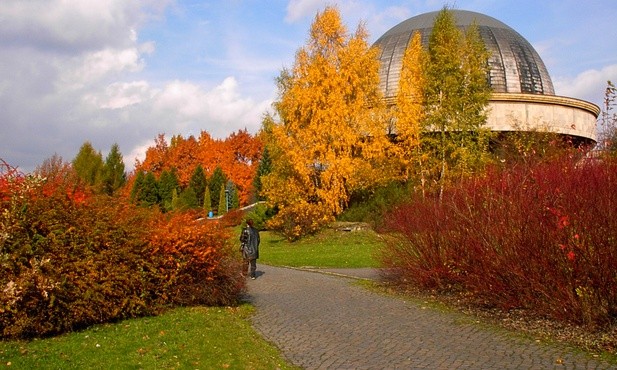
[381,154,617,327]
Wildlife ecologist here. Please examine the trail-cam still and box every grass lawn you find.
[0,225,385,369]
[257,226,385,268]
[0,304,297,369]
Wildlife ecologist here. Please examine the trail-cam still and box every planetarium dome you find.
[373,10,599,145]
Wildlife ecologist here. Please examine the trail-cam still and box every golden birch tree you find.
[263,6,391,238]
[394,31,427,190]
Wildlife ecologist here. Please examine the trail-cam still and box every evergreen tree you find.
[178,187,198,210]
[189,165,207,207]
[171,188,180,211]
[253,145,272,201]
[209,166,227,211]
[140,172,159,207]
[227,181,240,210]
[130,171,145,204]
[203,186,212,212]
[101,143,126,195]
[159,169,180,211]
[72,141,104,187]
[218,185,227,215]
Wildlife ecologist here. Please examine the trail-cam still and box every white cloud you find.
[152,77,271,134]
[113,77,272,167]
[60,46,152,90]
[0,0,151,52]
[285,0,326,23]
[86,81,153,110]
[553,64,617,108]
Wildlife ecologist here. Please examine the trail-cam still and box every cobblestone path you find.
[246,265,615,370]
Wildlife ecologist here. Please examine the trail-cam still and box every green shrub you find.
[340,181,410,225]
[242,202,272,230]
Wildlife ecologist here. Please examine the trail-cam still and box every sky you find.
[1,0,616,173]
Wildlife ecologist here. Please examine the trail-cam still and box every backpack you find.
[241,227,255,257]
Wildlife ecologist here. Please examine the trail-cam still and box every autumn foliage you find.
[380,154,617,327]
[147,212,244,307]
[135,130,262,206]
[0,160,244,339]
[263,6,395,239]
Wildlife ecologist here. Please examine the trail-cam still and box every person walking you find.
[240,219,260,279]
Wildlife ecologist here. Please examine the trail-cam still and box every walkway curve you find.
[246,265,615,370]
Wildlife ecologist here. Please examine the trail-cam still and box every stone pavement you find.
[245,265,616,370]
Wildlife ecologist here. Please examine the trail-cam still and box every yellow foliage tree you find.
[394,31,427,189]
[263,6,392,237]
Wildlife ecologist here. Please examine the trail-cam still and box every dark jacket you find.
[240,225,260,259]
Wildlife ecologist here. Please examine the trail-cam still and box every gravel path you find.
[245,264,615,370]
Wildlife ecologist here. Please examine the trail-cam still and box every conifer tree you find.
[130,171,145,204]
[253,145,272,201]
[218,185,227,215]
[100,143,126,195]
[171,188,180,211]
[209,166,227,211]
[203,186,212,212]
[140,172,159,207]
[227,181,240,210]
[159,169,179,211]
[178,187,198,210]
[189,165,207,207]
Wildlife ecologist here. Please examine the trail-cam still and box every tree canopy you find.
[263,6,394,234]
[134,129,261,206]
[421,7,492,196]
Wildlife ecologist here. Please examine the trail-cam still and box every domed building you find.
[373,10,599,145]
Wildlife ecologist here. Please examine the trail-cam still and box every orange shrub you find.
[0,161,245,339]
[147,211,244,306]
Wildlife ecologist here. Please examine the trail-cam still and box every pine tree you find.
[130,171,145,204]
[253,145,272,201]
[209,166,227,212]
[227,181,240,210]
[189,165,207,207]
[140,172,159,207]
[101,143,126,195]
[203,186,212,213]
[218,185,227,215]
[171,188,180,211]
[178,187,198,210]
[159,169,179,211]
